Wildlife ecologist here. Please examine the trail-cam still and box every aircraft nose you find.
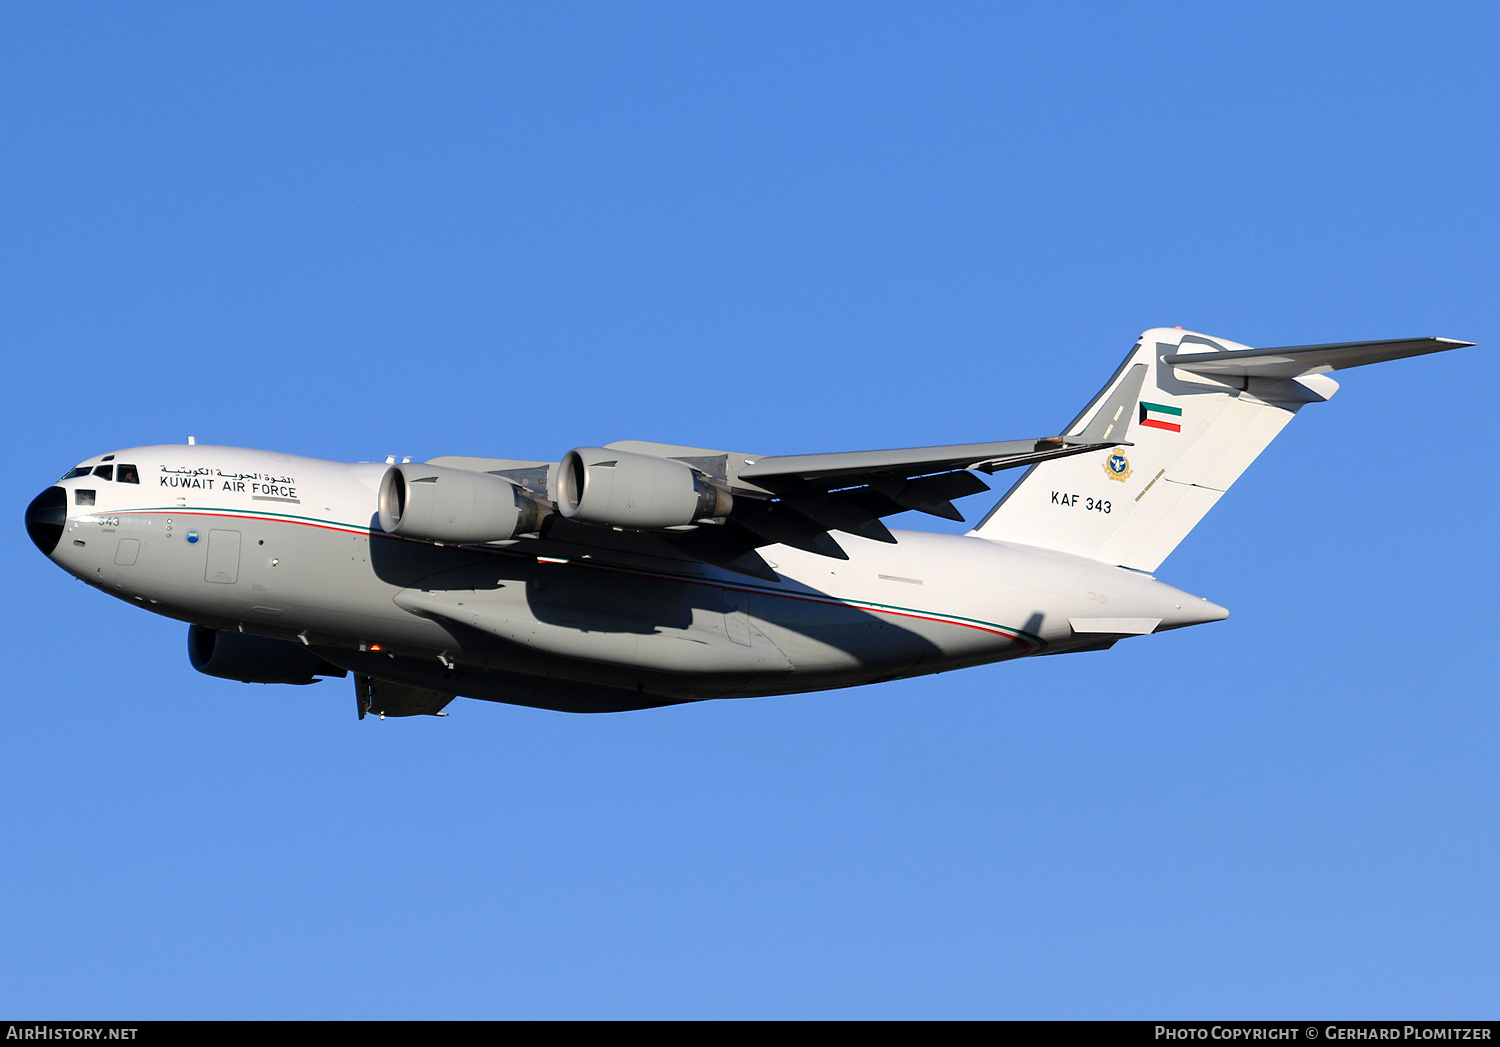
[25,486,67,556]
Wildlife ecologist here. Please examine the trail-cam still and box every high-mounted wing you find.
[424,366,1150,577]
[698,358,1146,557]
[740,438,1096,487]
[597,424,1126,569]
[724,436,1109,553]
[734,359,1148,494]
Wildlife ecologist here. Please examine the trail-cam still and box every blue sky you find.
[3,2,1496,1018]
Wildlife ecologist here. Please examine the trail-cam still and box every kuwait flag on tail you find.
[1138,401,1183,433]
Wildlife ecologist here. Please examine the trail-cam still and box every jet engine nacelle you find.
[557,447,733,529]
[188,625,347,685]
[378,463,543,543]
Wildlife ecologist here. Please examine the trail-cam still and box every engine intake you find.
[188,625,347,685]
[379,463,543,543]
[557,447,733,529]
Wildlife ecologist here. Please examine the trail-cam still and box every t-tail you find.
[970,327,1474,572]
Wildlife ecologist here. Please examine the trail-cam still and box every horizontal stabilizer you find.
[1165,337,1474,380]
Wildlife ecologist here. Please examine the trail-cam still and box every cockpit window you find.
[92,464,114,481]
[63,466,92,479]
[116,464,139,484]
[75,489,95,506]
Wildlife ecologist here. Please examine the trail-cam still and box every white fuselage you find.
[36,445,1227,707]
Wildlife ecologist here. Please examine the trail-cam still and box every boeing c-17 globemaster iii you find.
[25,328,1475,718]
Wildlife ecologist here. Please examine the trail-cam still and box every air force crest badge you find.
[1103,450,1133,483]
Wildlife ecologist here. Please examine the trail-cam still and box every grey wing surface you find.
[538,430,1120,575]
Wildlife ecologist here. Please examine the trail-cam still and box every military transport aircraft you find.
[25,328,1474,718]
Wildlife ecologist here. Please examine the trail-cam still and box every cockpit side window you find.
[116,464,139,484]
[75,489,96,506]
[92,464,114,481]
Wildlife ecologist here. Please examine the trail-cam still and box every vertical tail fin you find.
[970,327,1340,571]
